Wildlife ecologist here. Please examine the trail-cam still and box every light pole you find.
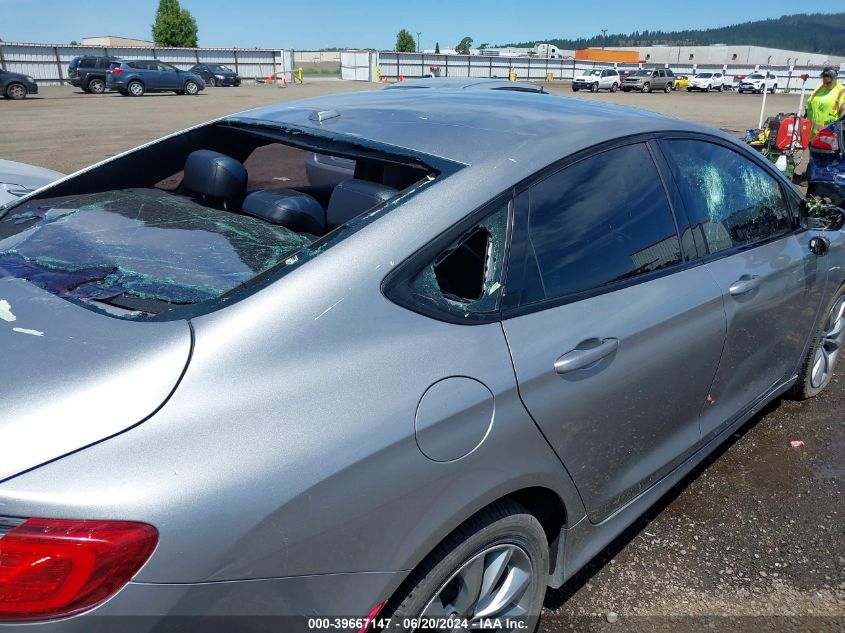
[416,31,421,53]
[601,29,608,50]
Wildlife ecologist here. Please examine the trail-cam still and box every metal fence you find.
[360,52,831,93]
[0,42,292,85]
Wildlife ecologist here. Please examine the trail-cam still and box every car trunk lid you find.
[0,277,192,482]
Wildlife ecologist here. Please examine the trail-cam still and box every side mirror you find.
[800,196,845,231]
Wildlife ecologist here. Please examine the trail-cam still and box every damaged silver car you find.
[1,89,844,631]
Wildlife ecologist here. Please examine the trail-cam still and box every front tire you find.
[88,78,106,94]
[127,80,145,97]
[788,289,845,399]
[5,83,27,100]
[642,81,651,93]
[590,82,598,93]
[382,500,549,632]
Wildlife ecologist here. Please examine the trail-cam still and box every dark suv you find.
[68,56,118,94]
[106,60,205,97]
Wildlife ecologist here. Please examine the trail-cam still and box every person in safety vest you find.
[806,67,845,139]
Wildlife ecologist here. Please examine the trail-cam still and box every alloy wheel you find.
[185,81,199,95]
[420,544,534,631]
[128,81,144,97]
[811,296,845,388]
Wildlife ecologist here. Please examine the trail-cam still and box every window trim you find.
[502,137,690,319]
[381,193,515,326]
[653,132,802,264]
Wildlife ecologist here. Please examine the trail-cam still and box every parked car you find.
[0,69,38,100]
[0,89,843,630]
[572,68,620,92]
[106,60,205,97]
[188,63,241,87]
[67,55,118,94]
[620,68,675,92]
[807,117,845,206]
[739,72,778,94]
[0,159,63,206]
[673,74,690,90]
[687,71,726,92]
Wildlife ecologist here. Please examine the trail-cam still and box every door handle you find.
[728,275,761,296]
[554,338,618,375]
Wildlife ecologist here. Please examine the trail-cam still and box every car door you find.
[659,137,828,438]
[156,62,181,89]
[501,140,727,524]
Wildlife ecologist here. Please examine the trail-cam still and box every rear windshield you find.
[0,122,445,318]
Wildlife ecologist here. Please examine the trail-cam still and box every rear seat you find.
[241,189,326,235]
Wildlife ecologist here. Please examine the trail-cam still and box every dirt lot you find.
[0,80,811,174]
[1,80,842,630]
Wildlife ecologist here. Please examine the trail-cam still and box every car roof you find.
[384,77,545,93]
[228,89,722,173]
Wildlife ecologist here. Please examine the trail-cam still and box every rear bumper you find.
[0,571,403,631]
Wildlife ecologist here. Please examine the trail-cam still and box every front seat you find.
[326,179,398,229]
[182,149,248,210]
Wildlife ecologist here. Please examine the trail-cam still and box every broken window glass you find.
[663,140,791,255]
[0,188,312,311]
[409,204,509,315]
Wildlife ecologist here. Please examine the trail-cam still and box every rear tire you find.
[788,288,845,399]
[5,83,27,100]
[208,76,216,87]
[88,78,106,94]
[610,82,618,92]
[771,84,778,94]
[664,82,672,93]
[127,80,144,97]
[382,500,549,632]
[183,80,199,95]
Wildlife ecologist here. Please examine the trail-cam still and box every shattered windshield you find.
[0,189,311,310]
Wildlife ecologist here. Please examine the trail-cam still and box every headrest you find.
[182,150,248,206]
[242,189,326,234]
[326,179,398,228]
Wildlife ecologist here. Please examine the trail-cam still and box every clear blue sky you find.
[0,0,838,50]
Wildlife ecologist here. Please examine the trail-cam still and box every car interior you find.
[0,122,441,315]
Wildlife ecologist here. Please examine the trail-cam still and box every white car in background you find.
[687,71,726,92]
[572,68,620,92]
[0,159,64,207]
[739,72,778,94]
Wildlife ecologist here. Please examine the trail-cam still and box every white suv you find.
[739,72,778,94]
[687,72,726,92]
[572,68,620,93]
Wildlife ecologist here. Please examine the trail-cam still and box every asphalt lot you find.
[1,79,842,629]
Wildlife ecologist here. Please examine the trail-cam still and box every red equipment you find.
[774,116,812,151]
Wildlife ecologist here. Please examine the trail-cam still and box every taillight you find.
[811,128,839,153]
[110,68,124,75]
[0,518,157,621]
[74,69,80,77]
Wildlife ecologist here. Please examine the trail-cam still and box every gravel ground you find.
[1,78,841,630]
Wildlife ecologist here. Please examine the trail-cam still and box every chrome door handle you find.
[554,338,618,375]
[729,275,761,296]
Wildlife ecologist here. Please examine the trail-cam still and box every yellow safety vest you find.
[807,81,845,138]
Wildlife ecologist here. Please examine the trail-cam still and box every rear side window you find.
[661,140,791,255]
[516,143,682,306]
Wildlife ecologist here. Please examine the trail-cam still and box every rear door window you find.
[661,140,792,256]
[512,143,682,307]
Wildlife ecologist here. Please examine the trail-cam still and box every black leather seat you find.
[326,179,399,229]
[241,189,326,234]
[182,150,248,210]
